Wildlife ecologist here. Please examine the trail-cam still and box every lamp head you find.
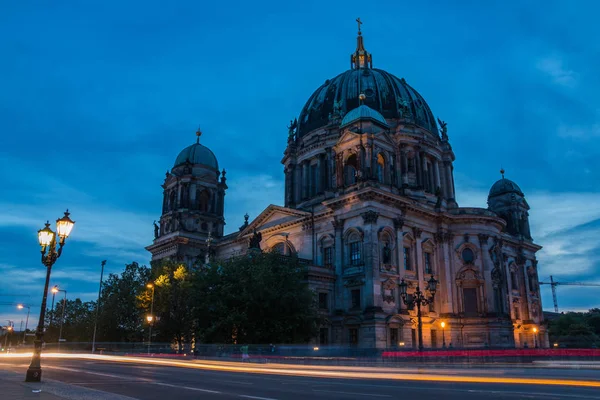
[146,315,154,322]
[56,210,75,239]
[146,283,154,289]
[38,222,55,247]
[440,321,446,328]
[17,304,24,310]
[398,279,408,297]
[51,286,59,294]
[426,275,438,296]
[533,327,538,333]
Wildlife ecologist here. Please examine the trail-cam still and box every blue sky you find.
[1,0,599,326]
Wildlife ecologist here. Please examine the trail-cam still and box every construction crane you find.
[539,275,600,313]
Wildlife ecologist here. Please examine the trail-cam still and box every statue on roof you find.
[287,118,298,139]
[437,118,448,140]
[248,228,262,250]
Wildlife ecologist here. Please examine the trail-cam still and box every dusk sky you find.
[1,0,599,327]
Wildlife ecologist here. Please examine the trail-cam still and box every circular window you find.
[462,248,474,264]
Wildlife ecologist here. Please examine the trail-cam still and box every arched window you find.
[272,242,286,254]
[347,231,362,266]
[344,154,358,186]
[169,191,176,211]
[461,248,474,264]
[377,153,385,183]
[319,235,335,268]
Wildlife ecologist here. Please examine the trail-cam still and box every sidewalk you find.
[0,370,137,400]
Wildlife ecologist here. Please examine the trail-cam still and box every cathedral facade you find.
[146,26,548,349]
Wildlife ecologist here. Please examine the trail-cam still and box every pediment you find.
[240,205,310,235]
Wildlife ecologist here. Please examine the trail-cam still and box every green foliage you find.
[192,251,320,344]
[548,309,600,348]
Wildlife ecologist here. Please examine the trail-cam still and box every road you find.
[0,355,599,400]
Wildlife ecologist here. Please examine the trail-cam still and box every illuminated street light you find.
[17,304,31,345]
[26,210,75,382]
[399,276,438,351]
[146,283,156,355]
[440,321,447,348]
[533,326,538,348]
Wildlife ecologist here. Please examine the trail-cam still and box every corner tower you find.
[146,129,227,265]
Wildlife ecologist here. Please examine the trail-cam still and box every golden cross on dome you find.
[356,17,362,35]
[196,126,202,144]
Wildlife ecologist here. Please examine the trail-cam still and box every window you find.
[528,274,535,292]
[463,288,478,316]
[319,328,329,345]
[411,329,417,349]
[273,242,285,254]
[349,328,359,346]
[390,328,399,348]
[351,289,361,309]
[462,248,474,264]
[511,270,518,290]
[431,329,438,348]
[344,154,358,186]
[514,305,520,320]
[424,252,433,274]
[403,247,412,270]
[377,153,385,183]
[318,293,328,310]
[350,242,361,265]
[323,247,333,268]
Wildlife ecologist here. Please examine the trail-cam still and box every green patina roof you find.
[341,105,389,128]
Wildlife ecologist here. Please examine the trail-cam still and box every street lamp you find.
[533,327,538,348]
[3,323,14,350]
[55,287,67,351]
[17,304,31,345]
[146,283,155,355]
[399,275,438,352]
[440,321,447,349]
[49,286,59,328]
[92,260,107,353]
[26,210,74,382]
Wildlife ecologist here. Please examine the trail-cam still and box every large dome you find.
[297,68,437,137]
[488,178,524,198]
[174,142,218,170]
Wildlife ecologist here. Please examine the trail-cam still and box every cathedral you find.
[146,23,548,349]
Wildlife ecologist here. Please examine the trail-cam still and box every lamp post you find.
[146,283,155,355]
[92,260,107,353]
[49,286,59,328]
[17,305,31,345]
[4,322,14,349]
[533,327,538,348]
[440,321,446,349]
[55,288,67,351]
[398,276,438,352]
[26,210,75,382]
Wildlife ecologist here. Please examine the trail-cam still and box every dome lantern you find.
[351,17,372,70]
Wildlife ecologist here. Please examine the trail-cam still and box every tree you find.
[193,251,320,344]
[139,260,195,352]
[97,262,151,343]
[548,310,600,348]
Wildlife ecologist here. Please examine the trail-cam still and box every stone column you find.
[394,217,405,311]
[520,257,533,321]
[444,162,455,200]
[362,211,379,308]
[412,227,424,284]
[422,158,430,192]
[316,155,323,194]
[478,234,493,315]
[302,161,309,199]
[434,160,441,192]
[401,150,408,186]
[415,151,422,187]
[332,217,345,310]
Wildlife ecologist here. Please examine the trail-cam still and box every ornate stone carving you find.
[444,231,455,243]
[478,233,489,245]
[515,253,527,266]
[382,242,392,264]
[411,227,422,238]
[344,278,365,287]
[464,233,470,243]
[361,210,379,224]
[331,216,344,231]
[153,220,159,239]
[491,267,503,288]
[393,216,405,230]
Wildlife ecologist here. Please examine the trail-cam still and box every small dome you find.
[174,143,218,170]
[488,178,523,198]
[341,105,388,128]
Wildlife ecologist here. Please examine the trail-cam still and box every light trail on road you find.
[2,352,599,388]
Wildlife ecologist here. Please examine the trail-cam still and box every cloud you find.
[536,56,577,87]
[557,124,600,140]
